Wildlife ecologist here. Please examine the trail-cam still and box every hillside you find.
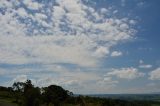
[0,80,160,106]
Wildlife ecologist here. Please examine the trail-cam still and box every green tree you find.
[23,80,41,106]
[42,85,69,106]
[12,80,41,106]
[12,82,24,103]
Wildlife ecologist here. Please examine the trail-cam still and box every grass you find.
[0,98,18,106]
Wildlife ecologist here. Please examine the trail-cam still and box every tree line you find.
[11,80,73,106]
[0,80,158,106]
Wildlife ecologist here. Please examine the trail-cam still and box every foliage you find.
[11,80,71,106]
[42,85,69,106]
[0,80,160,106]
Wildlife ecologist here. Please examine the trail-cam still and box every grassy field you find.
[0,98,160,106]
[0,98,17,106]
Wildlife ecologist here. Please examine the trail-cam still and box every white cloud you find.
[139,60,152,69]
[0,62,101,90]
[113,10,118,14]
[0,0,136,68]
[0,0,159,94]
[34,13,50,27]
[95,76,118,93]
[0,1,13,8]
[52,6,66,20]
[139,64,152,69]
[129,20,136,25]
[56,0,83,14]
[0,11,26,37]
[17,8,28,18]
[111,51,122,57]
[106,67,145,80]
[100,8,109,15]
[35,13,48,20]
[94,46,110,58]
[149,68,160,80]
[139,60,144,64]
[23,0,42,10]
[13,75,28,83]
[102,77,118,84]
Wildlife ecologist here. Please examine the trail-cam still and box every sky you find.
[0,0,160,94]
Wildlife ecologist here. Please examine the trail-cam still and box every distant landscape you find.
[88,94,160,101]
[1,0,160,106]
[0,80,160,106]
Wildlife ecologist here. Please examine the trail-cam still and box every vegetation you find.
[0,80,160,106]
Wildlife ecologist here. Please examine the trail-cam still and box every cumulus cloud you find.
[17,8,28,18]
[94,46,110,58]
[139,60,144,64]
[1,65,101,93]
[0,0,136,68]
[98,77,118,85]
[149,68,160,80]
[139,60,152,69]
[106,67,145,80]
[12,75,28,83]
[23,0,42,10]
[100,8,109,15]
[139,64,152,69]
[0,0,138,93]
[111,51,122,57]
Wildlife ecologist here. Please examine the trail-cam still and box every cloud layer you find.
[149,68,160,80]
[0,0,146,94]
[106,67,145,80]
[0,0,136,67]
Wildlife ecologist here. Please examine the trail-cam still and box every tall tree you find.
[23,80,40,106]
[42,85,69,106]
[12,82,24,103]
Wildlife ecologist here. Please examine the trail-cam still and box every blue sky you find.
[0,0,160,94]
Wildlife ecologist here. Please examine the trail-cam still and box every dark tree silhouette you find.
[23,80,40,106]
[42,85,69,106]
[12,82,24,103]
[12,80,41,106]
[12,82,24,92]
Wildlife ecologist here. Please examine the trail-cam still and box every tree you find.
[23,80,41,106]
[12,82,24,92]
[42,85,69,106]
[12,82,24,103]
[77,96,86,106]
[12,80,41,106]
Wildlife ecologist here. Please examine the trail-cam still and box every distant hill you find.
[0,80,160,106]
[85,94,160,101]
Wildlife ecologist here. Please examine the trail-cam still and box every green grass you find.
[152,105,160,106]
[0,98,18,106]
